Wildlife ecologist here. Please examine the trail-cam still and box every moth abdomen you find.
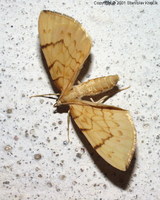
[73,75,119,98]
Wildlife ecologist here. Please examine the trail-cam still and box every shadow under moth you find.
[36,10,136,171]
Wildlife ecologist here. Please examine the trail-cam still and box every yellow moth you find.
[38,10,136,171]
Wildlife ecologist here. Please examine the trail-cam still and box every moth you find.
[37,10,136,171]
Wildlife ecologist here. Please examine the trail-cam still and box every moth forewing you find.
[38,10,92,93]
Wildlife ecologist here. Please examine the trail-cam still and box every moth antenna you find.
[30,93,60,98]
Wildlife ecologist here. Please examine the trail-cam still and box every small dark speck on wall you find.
[34,154,42,160]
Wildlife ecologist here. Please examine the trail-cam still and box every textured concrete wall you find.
[0,0,160,199]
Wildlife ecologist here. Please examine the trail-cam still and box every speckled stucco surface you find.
[0,0,160,200]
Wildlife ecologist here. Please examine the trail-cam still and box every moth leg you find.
[67,109,71,143]
[90,86,130,104]
[89,95,109,104]
[97,95,109,103]
[90,97,94,102]
[118,86,130,92]
[96,86,130,103]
